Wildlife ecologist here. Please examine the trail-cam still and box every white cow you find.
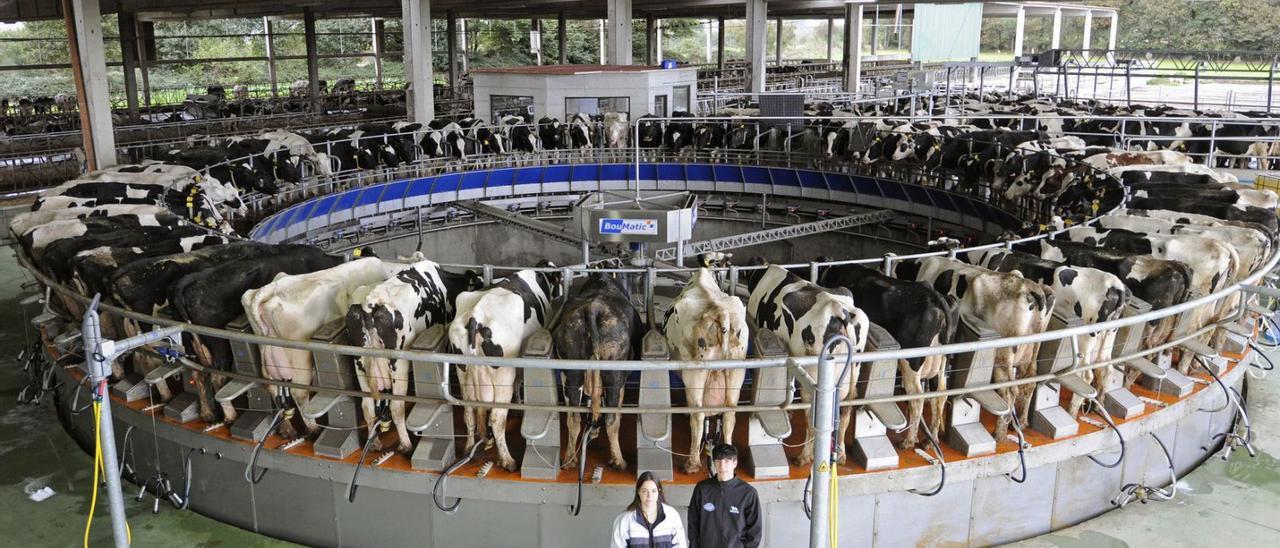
[9,204,170,240]
[664,268,749,473]
[242,258,407,438]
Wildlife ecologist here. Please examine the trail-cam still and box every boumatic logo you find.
[599,218,659,235]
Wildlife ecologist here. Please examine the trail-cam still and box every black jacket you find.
[687,476,761,548]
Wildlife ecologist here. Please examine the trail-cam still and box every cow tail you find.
[466,318,482,356]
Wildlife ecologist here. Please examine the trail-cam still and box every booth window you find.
[673,86,691,113]
[566,97,631,119]
[491,95,535,122]
[654,95,668,117]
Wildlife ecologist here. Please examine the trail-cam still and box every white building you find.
[470,64,699,122]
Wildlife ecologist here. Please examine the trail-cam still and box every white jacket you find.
[611,503,687,548]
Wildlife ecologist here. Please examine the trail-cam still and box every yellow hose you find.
[84,390,131,548]
[828,464,839,548]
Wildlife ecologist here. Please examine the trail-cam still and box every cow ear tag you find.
[353,248,363,258]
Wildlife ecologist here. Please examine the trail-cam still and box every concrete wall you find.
[472,68,698,122]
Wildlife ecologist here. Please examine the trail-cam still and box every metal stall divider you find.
[143,336,200,423]
[746,327,792,479]
[1104,297,1159,418]
[947,312,1009,457]
[406,324,457,471]
[635,329,674,481]
[520,329,561,479]
[302,319,361,459]
[1029,307,1091,439]
[1139,301,1198,398]
[216,316,276,441]
[852,322,907,471]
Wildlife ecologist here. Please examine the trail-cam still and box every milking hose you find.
[244,407,287,484]
[432,437,487,514]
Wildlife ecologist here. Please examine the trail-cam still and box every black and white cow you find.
[70,232,230,300]
[744,261,867,466]
[345,259,481,453]
[663,268,749,473]
[242,257,408,438]
[537,116,565,150]
[896,256,1055,441]
[565,113,594,149]
[18,212,179,263]
[553,272,644,472]
[964,248,1130,416]
[1125,196,1279,237]
[169,245,344,423]
[815,262,958,449]
[9,204,172,240]
[447,265,562,471]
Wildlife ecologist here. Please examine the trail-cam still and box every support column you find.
[717,17,725,70]
[446,12,457,89]
[745,0,767,94]
[558,12,567,64]
[826,18,834,62]
[373,19,385,88]
[1013,6,1025,59]
[842,2,862,94]
[304,7,321,111]
[405,0,434,123]
[599,20,606,64]
[1082,10,1093,50]
[138,20,153,105]
[656,19,663,63]
[1107,12,1118,51]
[117,11,140,118]
[65,0,116,170]
[646,16,655,65]
[1051,8,1062,50]
[264,17,278,97]
[704,19,712,64]
[459,18,468,73]
[606,0,632,65]
[869,8,877,55]
[775,17,783,64]
[532,18,543,65]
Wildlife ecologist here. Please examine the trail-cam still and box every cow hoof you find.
[682,461,703,475]
[608,458,627,472]
[897,438,919,451]
[792,455,813,468]
[397,441,413,455]
[500,458,518,473]
[199,411,219,424]
[369,436,385,453]
[835,452,847,465]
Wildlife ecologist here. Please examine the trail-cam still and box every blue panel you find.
[291,201,317,225]
[356,185,387,206]
[543,165,572,183]
[880,181,909,201]
[486,168,515,187]
[686,164,714,182]
[406,177,434,197]
[638,164,658,180]
[334,189,361,210]
[771,169,800,187]
[601,164,630,181]
[797,170,826,189]
[380,180,410,201]
[714,165,744,183]
[433,173,461,192]
[825,173,854,192]
[571,164,599,182]
[460,171,487,190]
[927,189,957,211]
[515,167,542,186]
[657,164,684,181]
[903,184,932,206]
[742,167,771,185]
[308,195,338,219]
[851,176,881,196]
[274,206,301,230]
[257,215,283,237]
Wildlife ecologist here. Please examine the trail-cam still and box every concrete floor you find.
[1,242,1277,547]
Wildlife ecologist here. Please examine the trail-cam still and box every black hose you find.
[119,425,137,483]
[1196,358,1233,414]
[1005,407,1028,483]
[68,380,93,415]
[432,437,487,514]
[1248,343,1276,371]
[243,408,286,485]
[569,418,595,517]
[170,448,197,511]
[1086,399,1126,469]
[801,473,813,520]
[908,418,946,497]
[346,420,385,504]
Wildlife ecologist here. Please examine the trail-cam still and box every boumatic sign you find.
[599,218,659,236]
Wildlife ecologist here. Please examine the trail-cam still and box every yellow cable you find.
[829,465,838,548]
[83,393,132,548]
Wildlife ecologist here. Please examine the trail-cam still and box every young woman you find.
[610,471,687,548]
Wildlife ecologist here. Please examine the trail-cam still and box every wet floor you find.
[2,242,1278,547]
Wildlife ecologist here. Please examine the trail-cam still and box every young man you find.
[686,444,761,548]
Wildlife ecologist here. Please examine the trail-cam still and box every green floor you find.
[1,244,1277,547]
